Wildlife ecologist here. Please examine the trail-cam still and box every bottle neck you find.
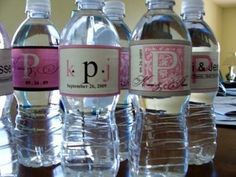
[106,14,124,21]
[147,1,175,10]
[26,11,50,19]
[182,11,204,21]
[77,2,103,10]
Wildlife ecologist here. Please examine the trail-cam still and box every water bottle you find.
[11,0,62,168]
[129,0,192,176]
[60,0,120,176]
[0,23,17,177]
[103,0,134,163]
[181,0,219,165]
[71,1,79,18]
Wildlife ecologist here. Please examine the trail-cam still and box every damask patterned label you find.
[130,41,191,97]
[120,47,129,89]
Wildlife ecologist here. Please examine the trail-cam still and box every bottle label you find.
[12,47,59,91]
[0,49,13,96]
[120,47,129,89]
[130,41,191,97]
[59,45,120,97]
[192,49,219,92]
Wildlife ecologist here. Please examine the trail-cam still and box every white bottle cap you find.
[75,0,104,9]
[181,0,204,14]
[103,0,125,17]
[75,0,104,4]
[25,0,51,14]
[146,0,175,4]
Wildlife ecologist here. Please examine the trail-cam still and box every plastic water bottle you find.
[11,0,62,168]
[129,0,192,176]
[71,1,79,18]
[181,0,219,165]
[0,23,17,177]
[60,0,120,176]
[103,0,134,163]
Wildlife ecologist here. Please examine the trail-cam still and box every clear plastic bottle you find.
[0,23,17,177]
[60,0,120,176]
[11,0,62,168]
[181,0,219,165]
[129,0,191,176]
[71,1,79,18]
[103,0,134,163]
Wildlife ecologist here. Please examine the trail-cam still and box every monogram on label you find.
[133,46,188,92]
[66,58,110,89]
[193,55,218,72]
[13,53,58,86]
[192,55,218,81]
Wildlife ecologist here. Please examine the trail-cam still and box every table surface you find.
[186,125,236,177]
[17,124,236,177]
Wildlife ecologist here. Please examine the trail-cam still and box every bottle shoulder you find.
[183,19,218,47]
[60,11,120,46]
[132,9,190,42]
[0,24,11,49]
[112,20,131,42]
[12,18,60,47]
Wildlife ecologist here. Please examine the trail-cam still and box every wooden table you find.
[186,125,236,177]
[17,125,236,177]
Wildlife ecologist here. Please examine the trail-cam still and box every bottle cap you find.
[103,0,125,17]
[75,0,104,4]
[145,0,175,4]
[75,0,104,9]
[181,0,204,14]
[25,0,51,14]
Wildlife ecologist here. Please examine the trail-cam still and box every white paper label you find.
[59,45,120,97]
[0,49,13,96]
[192,49,219,92]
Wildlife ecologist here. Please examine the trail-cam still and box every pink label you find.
[130,43,191,96]
[59,45,120,97]
[120,48,129,89]
[12,48,59,91]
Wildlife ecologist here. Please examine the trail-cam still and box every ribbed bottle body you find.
[183,18,219,165]
[110,19,134,162]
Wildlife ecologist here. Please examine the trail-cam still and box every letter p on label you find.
[23,53,40,79]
